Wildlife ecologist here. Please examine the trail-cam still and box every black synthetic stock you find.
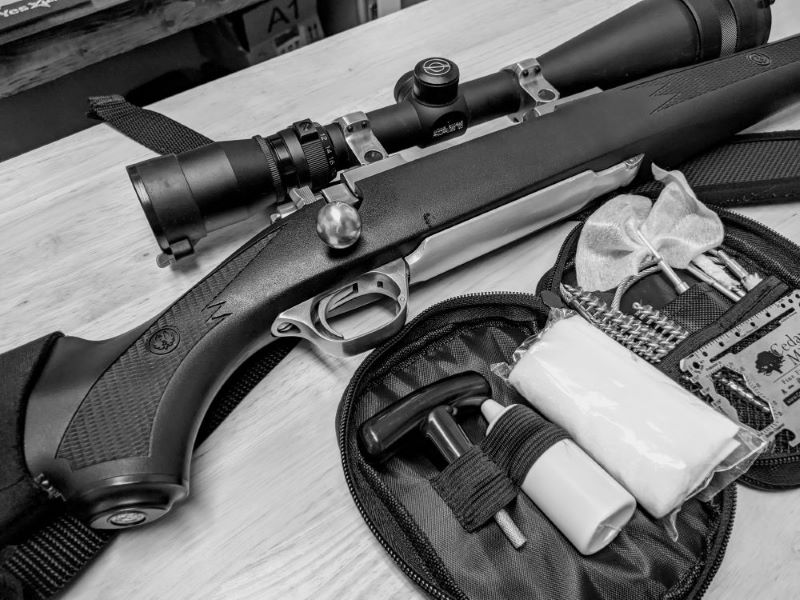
[22,36,800,527]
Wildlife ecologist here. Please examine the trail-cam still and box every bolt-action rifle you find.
[10,34,800,539]
[0,0,795,565]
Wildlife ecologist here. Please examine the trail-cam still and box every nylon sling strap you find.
[5,96,800,599]
[86,95,213,155]
[631,131,800,205]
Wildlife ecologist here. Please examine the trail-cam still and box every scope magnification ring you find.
[291,120,339,191]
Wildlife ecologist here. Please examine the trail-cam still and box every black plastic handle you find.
[359,372,490,461]
[21,35,800,529]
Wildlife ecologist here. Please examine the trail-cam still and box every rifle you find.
[9,34,800,543]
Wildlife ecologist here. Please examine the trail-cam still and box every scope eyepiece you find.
[127,120,343,265]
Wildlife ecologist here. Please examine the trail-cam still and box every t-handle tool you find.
[359,372,490,459]
[359,372,527,549]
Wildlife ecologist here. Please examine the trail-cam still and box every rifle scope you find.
[127,0,774,265]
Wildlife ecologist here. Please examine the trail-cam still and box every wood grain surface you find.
[0,0,128,44]
[0,0,269,99]
[1,0,800,598]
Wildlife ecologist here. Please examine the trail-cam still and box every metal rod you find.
[685,264,743,302]
[636,230,690,294]
[710,249,763,291]
[494,508,527,549]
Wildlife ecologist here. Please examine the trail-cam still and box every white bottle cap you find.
[482,400,636,555]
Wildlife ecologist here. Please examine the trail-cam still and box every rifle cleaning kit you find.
[336,153,800,599]
[5,0,800,598]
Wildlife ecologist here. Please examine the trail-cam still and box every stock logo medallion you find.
[147,327,181,355]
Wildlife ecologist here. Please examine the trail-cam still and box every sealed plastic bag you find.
[493,310,766,525]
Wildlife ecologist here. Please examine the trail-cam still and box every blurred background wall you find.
[0,0,427,160]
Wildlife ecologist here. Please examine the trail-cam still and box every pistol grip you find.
[22,217,318,530]
[23,326,195,528]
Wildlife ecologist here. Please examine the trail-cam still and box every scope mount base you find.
[505,58,561,122]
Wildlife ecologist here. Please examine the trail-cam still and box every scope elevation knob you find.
[408,57,459,106]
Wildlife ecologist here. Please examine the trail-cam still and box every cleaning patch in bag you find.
[575,165,726,293]
[493,308,766,527]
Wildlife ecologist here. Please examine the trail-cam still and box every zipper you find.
[688,489,737,600]
[742,450,800,488]
[717,209,800,467]
[335,291,540,600]
[718,209,800,286]
[660,487,736,600]
[537,223,584,294]
[750,453,800,467]
[718,209,799,251]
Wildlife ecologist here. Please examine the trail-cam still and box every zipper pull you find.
[540,289,566,310]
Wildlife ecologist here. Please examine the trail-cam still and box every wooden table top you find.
[0,0,270,99]
[2,0,800,598]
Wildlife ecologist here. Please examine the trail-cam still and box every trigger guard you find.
[317,285,401,340]
[271,258,409,356]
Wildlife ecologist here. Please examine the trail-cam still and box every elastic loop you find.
[430,446,517,532]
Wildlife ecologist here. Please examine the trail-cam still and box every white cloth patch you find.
[576,165,724,291]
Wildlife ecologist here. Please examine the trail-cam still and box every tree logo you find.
[755,350,783,375]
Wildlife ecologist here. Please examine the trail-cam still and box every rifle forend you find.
[20,36,800,532]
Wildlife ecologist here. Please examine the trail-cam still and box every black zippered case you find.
[336,161,800,598]
[537,208,800,490]
[336,293,735,600]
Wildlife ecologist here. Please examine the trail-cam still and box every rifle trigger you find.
[271,258,410,357]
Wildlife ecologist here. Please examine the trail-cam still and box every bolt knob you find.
[316,202,362,249]
[412,57,460,105]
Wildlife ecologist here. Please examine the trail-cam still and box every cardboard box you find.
[235,0,324,63]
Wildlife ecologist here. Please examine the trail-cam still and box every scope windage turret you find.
[126,0,774,265]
